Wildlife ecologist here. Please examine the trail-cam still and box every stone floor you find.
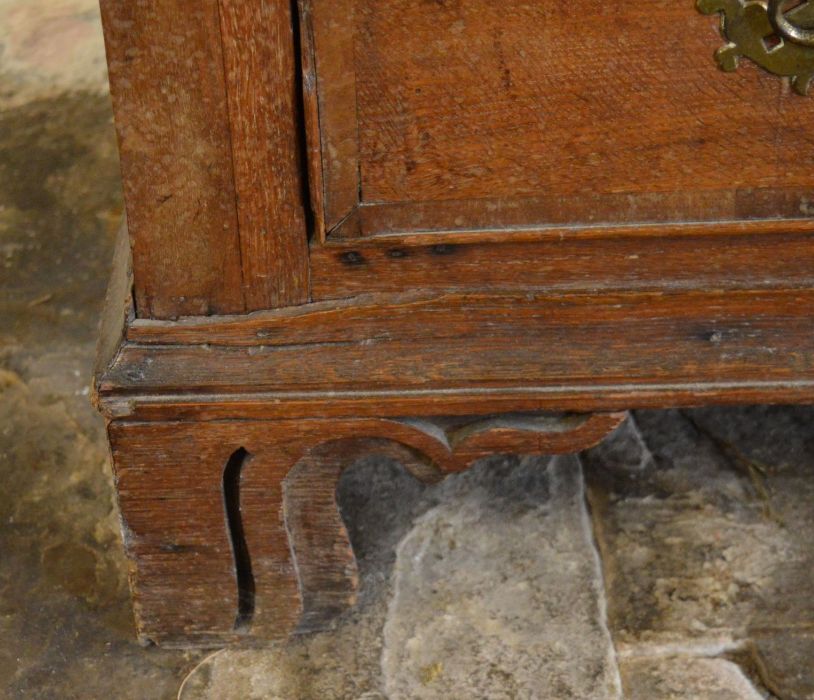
[2,2,814,698]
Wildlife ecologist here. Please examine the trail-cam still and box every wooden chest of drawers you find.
[94,0,814,646]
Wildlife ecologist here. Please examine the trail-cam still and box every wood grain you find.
[102,383,814,425]
[309,0,814,237]
[310,230,814,300]
[110,413,624,644]
[306,0,359,234]
[96,0,814,650]
[93,221,133,401]
[218,0,310,308]
[99,0,245,319]
[344,191,814,238]
[98,288,814,416]
[299,0,327,239]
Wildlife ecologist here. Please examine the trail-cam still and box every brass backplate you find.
[697,0,814,94]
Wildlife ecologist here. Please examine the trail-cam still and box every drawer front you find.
[305,0,814,239]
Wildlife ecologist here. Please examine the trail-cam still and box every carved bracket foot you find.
[108,411,625,646]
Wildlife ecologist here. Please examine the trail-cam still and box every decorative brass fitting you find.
[697,0,814,94]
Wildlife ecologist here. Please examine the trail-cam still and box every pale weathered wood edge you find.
[92,220,133,413]
[325,216,814,246]
[98,382,814,423]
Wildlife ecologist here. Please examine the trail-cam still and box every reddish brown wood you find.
[343,194,814,239]
[307,0,814,239]
[299,0,327,239]
[439,413,627,461]
[304,0,359,235]
[100,0,245,319]
[96,1,814,649]
[125,273,814,353]
[103,383,814,426]
[109,413,624,645]
[283,438,443,632]
[100,0,311,319]
[310,230,814,300]
[99,288,814,402]
[218,0,310,308]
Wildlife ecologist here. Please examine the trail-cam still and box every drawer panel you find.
[305,0,814,238]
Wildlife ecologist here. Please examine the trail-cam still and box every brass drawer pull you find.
[698,0,814,94]
[769,0,814,46]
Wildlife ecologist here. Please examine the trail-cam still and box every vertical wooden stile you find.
[100,0,246,319]
[218,0,311,309]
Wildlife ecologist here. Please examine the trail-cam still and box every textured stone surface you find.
[0,0,110,108]
[751,632,814,699]
[621,657,766,700]
[0,2,204,696]
[383,455,620,700]
[584,410,814,654]
[178,457,622,700]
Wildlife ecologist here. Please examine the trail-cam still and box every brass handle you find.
[697,0,814,95]
[768,0,814,46]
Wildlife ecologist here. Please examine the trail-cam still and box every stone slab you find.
[584,410,814,652]
[621,657,766,700]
